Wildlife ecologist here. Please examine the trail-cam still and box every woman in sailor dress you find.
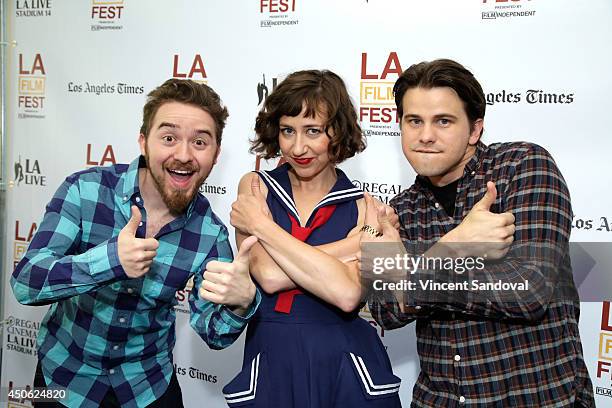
[224,70,402,407]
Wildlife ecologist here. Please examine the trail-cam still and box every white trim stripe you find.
[349,353,400,396]
[315,191,363,211]
[224,353,260,404]
[257,171,300,221]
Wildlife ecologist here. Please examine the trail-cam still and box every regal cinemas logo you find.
[91,0,124,31]
[17,53,46,119]
[172,54,207,83]
[359,52,402,137]
[352,179,403,205]
[16,0,51,17]
[260,0,299,28]
[481,0,536,20]
[5,316,40,357]
[11,156,46,188]
[86,143,117,167]
[13,220,37,270]
[597,302,612,398]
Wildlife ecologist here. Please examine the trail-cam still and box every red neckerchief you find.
[274,205,337,313]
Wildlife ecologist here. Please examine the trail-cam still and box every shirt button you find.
[454,354,461,362]
[135,196,141,203]
[113,345,119,350]
[459,396,466,404]
[138,221,143,227]
[471,171,475,176]
[127,288,134,294]
[434,202,440,209]
[119,317,126,324]
[123,195,128,202]
[109,369,115,375]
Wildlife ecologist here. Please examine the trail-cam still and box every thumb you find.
[475,181,497,211]
[235,235,258,265]
[124,205,142,235]
[376,205,396,236]
[251,175,263,198]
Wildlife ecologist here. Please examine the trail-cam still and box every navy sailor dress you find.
[223,163,402,407]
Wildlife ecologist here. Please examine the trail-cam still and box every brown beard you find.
[144,152,205,216]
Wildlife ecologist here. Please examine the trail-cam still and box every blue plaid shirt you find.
[11,156,260,408]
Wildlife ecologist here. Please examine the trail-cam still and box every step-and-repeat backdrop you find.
[2,1,611,406]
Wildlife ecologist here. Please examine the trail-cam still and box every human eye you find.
[194,138,208,148]
[405,117,421,127]
[437,118,452,127]
[280,127,295,136]
[162,134,175,143]
[306,127,323,136]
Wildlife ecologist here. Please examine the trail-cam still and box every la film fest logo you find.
[13,219,37,270]
[481,0,536,20]
[15,0,52,17]
[485,89,575,106]
[86,143,117,167]
[91,0,124,31]
[597,302,612,398]
[359,52,402,137]
[4,315,40,357]
[17,53,46,119]
[10,156,46,188]
[172,54,208,83]
[259,0,299,28]
[352,180,403,205]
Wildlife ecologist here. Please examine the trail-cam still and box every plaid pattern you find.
[11,156,260,408]
[369,142,594,407]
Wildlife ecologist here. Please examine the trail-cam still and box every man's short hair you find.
[140,78,229,145]
[393,59,486,131]
[251,69,365,164]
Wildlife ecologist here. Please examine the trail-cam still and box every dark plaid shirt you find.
[369,142,594,407]
[11,156,260,408]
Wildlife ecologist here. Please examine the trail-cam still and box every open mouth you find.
[166,168,196,188]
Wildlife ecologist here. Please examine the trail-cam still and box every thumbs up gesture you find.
[118,206,160,278]
[230,174,271,235]
[443,181,515,259]
[199,236,258,313]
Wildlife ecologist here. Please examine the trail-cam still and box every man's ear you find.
[469,119,484,145]
[138,133,146,156]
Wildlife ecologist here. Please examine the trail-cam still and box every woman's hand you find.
[230,175,271,235]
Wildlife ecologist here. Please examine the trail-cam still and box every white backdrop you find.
[2,1,612,407]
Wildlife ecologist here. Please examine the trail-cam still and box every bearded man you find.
[12,79,260,408]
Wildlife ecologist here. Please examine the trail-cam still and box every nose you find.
[291,134,308,156]
[418,123,436,144]
[174,140,193,163]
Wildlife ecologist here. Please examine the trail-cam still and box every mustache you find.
[164,161,198,172]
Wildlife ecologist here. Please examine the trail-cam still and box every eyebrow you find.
[158,122,213,137]
[279,122,325,128]
[403,113,459,120]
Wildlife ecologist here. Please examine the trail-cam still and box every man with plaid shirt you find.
[366,59,594,407]
[11,79,261,408]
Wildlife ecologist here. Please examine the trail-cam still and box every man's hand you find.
[230,175,271,235]
[118,206,159,278]
[360,197,407,312]
[199,235,258,316]
[441,181,515,259]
